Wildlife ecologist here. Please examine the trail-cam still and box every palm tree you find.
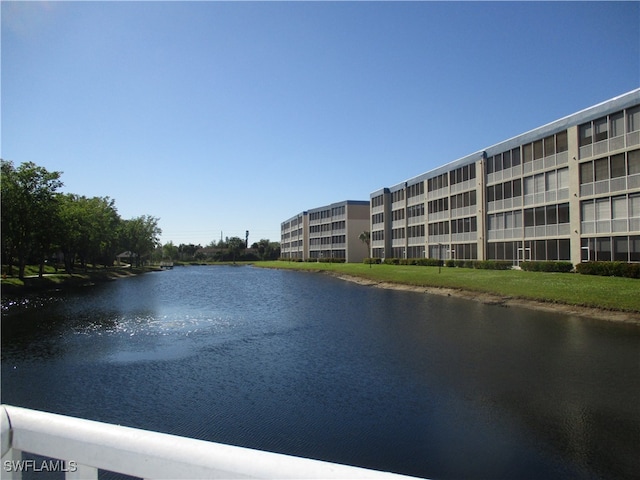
[358,231,371,266]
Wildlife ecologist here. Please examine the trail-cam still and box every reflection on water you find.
[2,266,639,480]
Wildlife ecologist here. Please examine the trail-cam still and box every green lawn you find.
[256,261,640,313]
[1,265,157,293]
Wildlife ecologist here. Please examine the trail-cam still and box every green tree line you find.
[157,237,280,263]
[1,160,161,279]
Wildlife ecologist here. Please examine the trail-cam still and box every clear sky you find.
[2,1,639,247]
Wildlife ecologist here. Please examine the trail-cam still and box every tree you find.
[227,236,245,263]
[252,239,281,260]
[1,160,63,278]
[358,231,371,255]
[359,231,372,267]
[120,216,162,267]
[57,194,121,272]
[162,241,179,261]
[177,243,201,262]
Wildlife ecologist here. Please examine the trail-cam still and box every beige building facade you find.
[281,200,370,263]
[280,212,309,260]
[370,89,640,265]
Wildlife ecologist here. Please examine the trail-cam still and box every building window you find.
[580,162,593,184]
[502,150,511,169]
[556,130,568,153]
[392,228,405,239]
[546,204,557,224]
[597,237,612,261]
[596,198,610,222]
[450,216,477,234]
[579,123,593,147]
[594,158,609,181]
[558,168,569,189]
[392,190,405,202]
[408,225,425,238]
[512,147,521,166]
[611,154,626,178]
[524,208,534,227]
[614,237,629,261]
[587,235,640,262]
[544,135,555,156]
[503,181,512,199]
[558,203,570,224]
[428,173,449,192]
[545,170,556,192]
[524,176,533,196]
[630,193,640,219]
[535,206,546,226]
[407,182,424,198]
[494,153,503,172]
[535,173,544,194]
[612,196,628,221]
[559,239,571,260]
[632,236,640,262]
[428,197,448,213]
[523,143,532,164]
[611,111,625,138]
[628,106,640,133]
[582,200,595,223]
[428,221,449,236]
[629,150,640,175]
[513,178,522,197]
[594,117,608,142]
[533,140,544,160]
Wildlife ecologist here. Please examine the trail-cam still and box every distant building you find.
[280,211,308,260]
[281,200,370,263]
[370,89,640,264]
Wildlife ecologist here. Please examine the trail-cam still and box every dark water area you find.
[2,266,639,479]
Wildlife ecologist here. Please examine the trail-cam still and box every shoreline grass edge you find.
[255,261,640,323]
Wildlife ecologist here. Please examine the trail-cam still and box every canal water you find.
[1,266,639,479]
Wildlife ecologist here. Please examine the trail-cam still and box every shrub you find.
[325,258,345,263]
[363,258,382,264]
[576,261,640,278]
[445,259,455,268]
[415,258,442,267]
[473,260,513,270]
[521,261,573,273]
[306,258,345,263]
[383,258,400,265]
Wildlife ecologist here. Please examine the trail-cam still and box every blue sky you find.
[2,1,639,247]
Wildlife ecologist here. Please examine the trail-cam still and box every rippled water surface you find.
[2,266,639,479]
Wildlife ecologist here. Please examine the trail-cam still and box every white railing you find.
[1,405,422,480]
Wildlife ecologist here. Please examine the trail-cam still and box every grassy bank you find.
[1,265,159,294]
[255,261,640,313]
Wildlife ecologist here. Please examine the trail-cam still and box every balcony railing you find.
[1,405,421,480]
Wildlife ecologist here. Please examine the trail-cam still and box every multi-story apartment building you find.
[281,200,370,262]
[280,211,308,260]
[370,89,640,265]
